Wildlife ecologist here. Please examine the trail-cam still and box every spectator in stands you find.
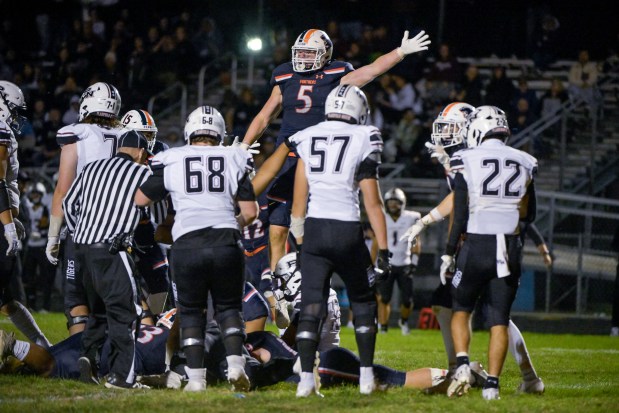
[510,98,541,156]
[511,77,540,116]
[29,99,47,141]
[540,78,569,119]
[376,73,421,127]
[192,17,223,66]
[485,66,515,115]
[425,43,461,106]
[392,108,423,161]
[53,76,81,111]
[568,49,601,116]
[173,26,197,83]
[37,108,62,166]
[344,42,367,70]
[455,64,483,107]
[62,95,80,126]
[226,87,261,138]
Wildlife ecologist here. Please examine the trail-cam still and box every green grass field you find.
[1,313,618,413]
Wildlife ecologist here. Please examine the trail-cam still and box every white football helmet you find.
[27,182,46,202]
[121,109,158,151]
[0,81,27,132]
[431,102,475,148]
[325,84,369,125]
[274,252,302,303]
[184,106,226,144]
[291,29,333,73]
[78,82,122,122]
[384,187,406,210]
[464,105,510,148]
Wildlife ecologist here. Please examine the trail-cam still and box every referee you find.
[63,130,152,390]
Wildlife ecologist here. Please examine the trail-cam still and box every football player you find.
[0,80,51,349]
[402,103,546,396]
[121,109,170,315]
[378,188,421,335]
[135,106,258,392]
[240,28,430,329]
[45,82,125,335]
[442,106,538,400]
[286,85,390,396]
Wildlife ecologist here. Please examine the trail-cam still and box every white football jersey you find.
[56,123,127,174]
[387,210,421,266]
[150,145,253,241]
[450,139,537,235]
[288,120,383,222]
[0,120,19,209]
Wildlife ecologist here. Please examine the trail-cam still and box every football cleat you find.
[165,370,184,390]
[227,366,250,392]
[610,326,619,337]
[397,319,411,336]
[105,372,150,389]
[482,387,500,400]
[78,356,99,385]
[447,364,471,397]
[0,330,16,363]
[517,377,545,394]
[183,379,206,392]
[469,361,488,387]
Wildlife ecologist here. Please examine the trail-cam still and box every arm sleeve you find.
[237,172,256,201]
[446,173,469,256]
[63,174,83,233]
[139,167,168,203]
[355,157,380,181]
[522,180,537,224]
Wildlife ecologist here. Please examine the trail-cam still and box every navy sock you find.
[485,375,499,389]
[456,355,470,367]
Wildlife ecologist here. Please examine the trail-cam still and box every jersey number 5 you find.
[481,158,522,197]
[184,156,225,194]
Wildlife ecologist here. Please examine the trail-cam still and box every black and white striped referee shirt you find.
[63,153,152,244]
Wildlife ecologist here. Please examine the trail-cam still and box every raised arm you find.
[251,143,291,196]
[340,30,431,88]
[241,85,283,146]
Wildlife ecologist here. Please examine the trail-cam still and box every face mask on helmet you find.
[27,182,46,204]
[431,102,475,149]
[292,29,333,73]
[384,188,406,213]
[184,106,226,144]
[273,252,302,302]
[122,109,158,151]
[464,105,510,148]
[325,84,370,125]
[0,81,27,133]
[78,82,122,122]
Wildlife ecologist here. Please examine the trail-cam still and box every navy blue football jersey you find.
[241,192,269,252]
[271,61,354,144]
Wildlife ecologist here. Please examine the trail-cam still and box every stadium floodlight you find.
[247,37,262,52]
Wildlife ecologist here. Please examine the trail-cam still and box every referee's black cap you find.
[119,130,152,155]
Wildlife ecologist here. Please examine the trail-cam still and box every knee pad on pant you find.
[181,330,204,350]
[296,313,321,343]
[216,309,246,341]
[178,305,205,329]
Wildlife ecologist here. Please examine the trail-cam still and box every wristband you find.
[429,207,445,222]
[49,215,64,238]
[290,215,305,239]
[395,47,405,60]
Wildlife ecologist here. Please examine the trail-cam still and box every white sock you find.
[184,366,206,380]
[8,301,51,348]
[433,306,456,368]
[13,339,30,361]
[226,355,245,370]
[299,372,314,388]
[359,366,374,384]
[508,320,538,381]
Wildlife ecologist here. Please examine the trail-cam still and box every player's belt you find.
[244,244,267,257]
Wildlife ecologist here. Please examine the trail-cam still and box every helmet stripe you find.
[441,102,459,116]
[303,29,317,43]
[137,110,148,126]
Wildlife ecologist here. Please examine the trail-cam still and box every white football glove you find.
[439,255,455,286]
[232,136,261,155]
[425,141,450,169]
[399,220,426,246]
[397,30,431,57]
[46,236,60,265]
[4,222,22,256]
[13,218,26,240]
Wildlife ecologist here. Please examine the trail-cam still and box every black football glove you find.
[375,249,392,283]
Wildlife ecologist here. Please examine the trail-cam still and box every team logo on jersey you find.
[316,74,324,79]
